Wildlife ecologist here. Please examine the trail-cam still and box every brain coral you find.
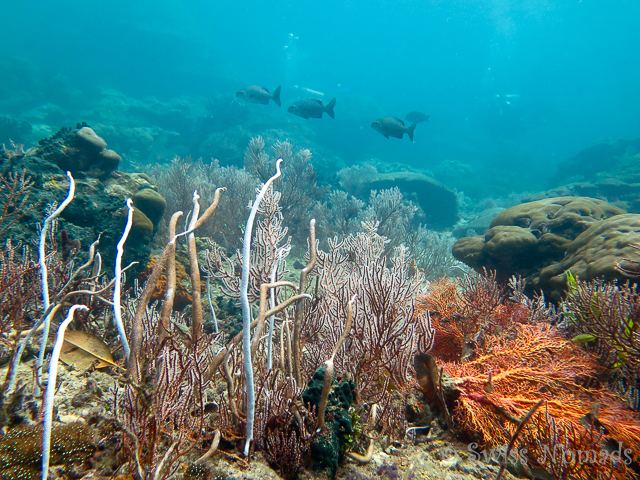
[453,197,626,299]
[538,213,640,300]
[489,196,623,236]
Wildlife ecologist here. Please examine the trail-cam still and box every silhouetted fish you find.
[371,117,417,142]
[236,85,281,106]
[405,111,430,123]
[288,98,336,119]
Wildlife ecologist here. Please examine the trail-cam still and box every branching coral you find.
[261,409,313,480]
[315,190,366,240]
[150,156,258,250]
[205,186,291,306]
[116,300,219,479]
[150,156,201,217]
[0,169,39,239]
[0,240,40,336]
[399,225,464,281]
[418,271,523,363]
[418,277,464,361]
[203,192,433,473]
[562,274,640,410]
[0,170,42,338]
[364,187,417,242]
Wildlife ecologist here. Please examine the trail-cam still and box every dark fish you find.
[236,85,281,106]
[288,98,336,119]
[371,117,417,142]
[405,111,430,123]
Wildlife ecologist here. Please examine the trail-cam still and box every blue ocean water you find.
[1,0,639,196]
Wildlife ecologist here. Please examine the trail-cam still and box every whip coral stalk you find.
[241,158,282,457]
[42,304,88,480]
[36,171,75,390]
[114,198,134,363]
[186,188,225,345]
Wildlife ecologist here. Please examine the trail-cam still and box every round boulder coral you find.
[98,149,122,171]
[133,188,167,226]
[489,196,623,238]
[75,127,107,151]
[483,226,538,258]
[131,208,154,237]
[451,236,486,269]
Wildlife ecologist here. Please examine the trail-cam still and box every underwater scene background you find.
[1,1,640,480]
[2,0,639,197]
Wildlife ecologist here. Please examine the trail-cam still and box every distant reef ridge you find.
[364,171,459,230]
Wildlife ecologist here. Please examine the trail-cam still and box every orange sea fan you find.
[446,323,593,436]
[442,322,640,479]
[418,275,533,362]
[417,277,466,361]
[418,276,460,320]
[416,271,640,479]
[427,314,465,362]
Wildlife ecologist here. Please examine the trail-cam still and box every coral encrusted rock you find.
[1,127,164,274]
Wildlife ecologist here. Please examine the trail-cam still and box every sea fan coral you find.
[303,220,435,437]
[417,272,640,480]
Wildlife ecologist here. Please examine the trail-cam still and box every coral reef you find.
[13,132,627,480]
[150,155,259,250]
[313,183,462,278]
